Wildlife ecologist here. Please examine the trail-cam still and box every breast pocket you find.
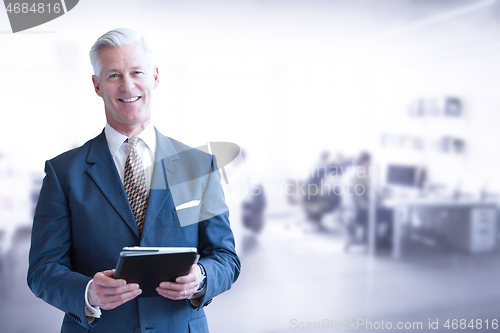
[174,205,202,227]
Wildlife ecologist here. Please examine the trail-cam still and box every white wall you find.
[2,0,500,214]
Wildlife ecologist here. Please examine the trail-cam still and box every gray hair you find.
[89,28,154,78]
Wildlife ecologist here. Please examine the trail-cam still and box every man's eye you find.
[109,74,118,78]
[134,71,143,74]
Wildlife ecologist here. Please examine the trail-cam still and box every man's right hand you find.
[88,269,142,310]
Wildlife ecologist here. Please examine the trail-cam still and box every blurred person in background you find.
[242,184,266,234]
[241,183,266,253]
[323,154,343,215]
[344,152,392,250]
[27,28,240,333]
[303,151,341,231]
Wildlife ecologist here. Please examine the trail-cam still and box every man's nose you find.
[121,75,135,91]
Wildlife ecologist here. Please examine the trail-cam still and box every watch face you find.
[197,263,206,290]
[198,263,206,277]
[198,278,206,291]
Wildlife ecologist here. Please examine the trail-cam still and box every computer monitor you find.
[387,165,420,187]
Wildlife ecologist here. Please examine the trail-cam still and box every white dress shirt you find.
[85,122,156,320]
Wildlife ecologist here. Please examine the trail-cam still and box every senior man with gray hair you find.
[27,28,240,333]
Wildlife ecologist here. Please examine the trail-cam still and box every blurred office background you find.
[2,0,500,331]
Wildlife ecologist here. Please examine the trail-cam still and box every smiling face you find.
[92,42,159,137]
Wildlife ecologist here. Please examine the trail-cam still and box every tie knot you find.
[127,137,140,149]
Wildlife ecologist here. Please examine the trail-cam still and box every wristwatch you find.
[197,263,206,291]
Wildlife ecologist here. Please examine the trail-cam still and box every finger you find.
[169,264,199,283]
[102,269,116,277]
[93,272,126,288]
[102,288,142,304]
[157,284,196,294]
[175,273,197,284]
[101,289,142,310]
[156,287,174,299]
[156,286,198,300]
[98,283,140,296]
[158,280,198,291]
[158,284,199,297]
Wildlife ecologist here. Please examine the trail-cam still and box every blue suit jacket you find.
[27,128,240,333]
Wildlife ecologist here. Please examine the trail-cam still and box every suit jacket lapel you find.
[86,130,140,239]
[141,128,183,237]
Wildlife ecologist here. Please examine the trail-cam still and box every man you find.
[27,28,240,333]
[344,152,392,250]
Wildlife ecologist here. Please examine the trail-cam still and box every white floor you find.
[2,212,500,332]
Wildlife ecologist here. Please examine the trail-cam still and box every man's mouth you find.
[119,96,141,103]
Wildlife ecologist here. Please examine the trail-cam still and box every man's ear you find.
[153,66,159,89]
[92,75,103,97]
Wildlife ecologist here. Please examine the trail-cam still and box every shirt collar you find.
[104,122,157,156]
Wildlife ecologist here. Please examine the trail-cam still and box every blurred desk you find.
[383,199,497,259]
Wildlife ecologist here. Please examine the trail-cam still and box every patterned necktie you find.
[124,137,148,233]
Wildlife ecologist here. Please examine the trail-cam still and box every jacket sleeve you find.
[27,160,97,328]
[190,155,241,309]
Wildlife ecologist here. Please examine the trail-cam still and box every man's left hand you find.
[157,264,202,300]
